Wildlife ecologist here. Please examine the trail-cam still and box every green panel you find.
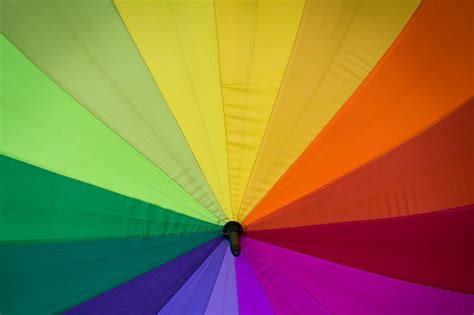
[0,35,221,224]
[0,0,226,221]
[0,155,220,242]
[0,233,220,314]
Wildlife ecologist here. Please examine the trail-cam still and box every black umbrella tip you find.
[222,221,244,257]
[222,221,244,237]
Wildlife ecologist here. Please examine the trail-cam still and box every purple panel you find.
[158,240,227,315]
[205,247,239,315]
[244,238,474,315]
[66,238,222,315]
[235,243,274,315]
[242,240,331,314]
[249,204,474,293]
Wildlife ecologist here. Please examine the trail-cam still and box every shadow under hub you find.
[222,221,244,257]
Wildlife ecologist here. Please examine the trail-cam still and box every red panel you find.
[248,205,474,294]
[245,0,474,225]
[248,98,474,230]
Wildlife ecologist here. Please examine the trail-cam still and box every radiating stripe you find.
[249,205,474,294]
[238,0,420,220]
[205,248,239,315]
[0,156,220,242]
[245,0,473,224]
[1,0,225,221]
[158,240,227,315]
[0,35,219,224]
[243,240,331,315]
[215,0,306,218]
[235,246,274,315]
[0,235,220,314]
[248,98,474,230]
[244,238,474,315]
[114,0,231,219]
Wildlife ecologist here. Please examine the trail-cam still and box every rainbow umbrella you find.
[1,0,473,314]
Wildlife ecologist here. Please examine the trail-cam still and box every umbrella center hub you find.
[222,221,244,257]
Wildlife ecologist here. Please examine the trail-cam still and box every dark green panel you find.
[0,233,220,314]
[0,155,220,242]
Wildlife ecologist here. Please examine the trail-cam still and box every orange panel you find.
[244,0,473,225]
[248,98,474,230]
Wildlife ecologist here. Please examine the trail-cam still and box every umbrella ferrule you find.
[222,221,244,257]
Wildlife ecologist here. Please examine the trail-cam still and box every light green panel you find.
[0,155,220,242]
[0,0,226,221]
[0,35,219,224]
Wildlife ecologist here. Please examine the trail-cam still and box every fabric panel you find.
[0,156,220,242]
[215,0,305,218]
[239,0,420,220]
[1,235,220,314]
[114,0,231,219]
[235,246,274,315]
[0,35,219,224]
[242,240,331,315]
[245,0,473,224]
[158,240,227,315]
[244,238,474,315]
[205,248,239,315]
[249,205,474,294]
[248,98,474,230]
[0,0,225,221]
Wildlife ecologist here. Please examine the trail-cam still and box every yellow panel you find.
[215,0,306,218]
[238,0,421,220]
[115,0,232,219]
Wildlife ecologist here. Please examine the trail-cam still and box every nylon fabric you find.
[65,238,222,315]
[243,238,474,315]
[235,248,274,315]
[0,0,225,221]
[114,0,231,219]
[239,0,420,220]
[248,98,474,230]
[215,0,305,218]
[249,205,474,294]
[0,235,220,314]
[158,240,227,315]
[0,156,220,242]
[205,247,239,315]
[243,239,332,315]
[245,0,474,224]
[0,35,220,224]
